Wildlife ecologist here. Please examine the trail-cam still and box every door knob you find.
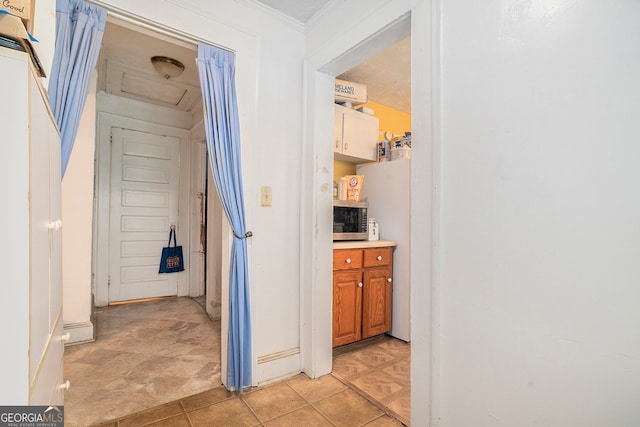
[387,278,392,283]
[377,255,382,261]
[346,258,351,264]
[358,282,363,288]
[60,333,70,343]
[58,380,70,390]
[47,219,62,231]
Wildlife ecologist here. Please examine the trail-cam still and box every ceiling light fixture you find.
[151,56,185,79]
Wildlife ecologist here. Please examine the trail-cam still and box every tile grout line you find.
[334,350,409,380]
[239,393,267,426]
[179,400,195,427]
[330,373,408,426]
[334,349,410,408]
[305,383,382,427]
[302,375,394,427]
[282,380,340,426]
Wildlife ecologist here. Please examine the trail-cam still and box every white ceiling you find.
[97,19,200,112]
[97,1,410,114]
[338,36,411,114]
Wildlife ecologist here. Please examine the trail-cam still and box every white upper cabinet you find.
[334,104,379,163]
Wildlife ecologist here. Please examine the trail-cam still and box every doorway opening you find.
[79,14,225,421]
[303,11,412,423]
[92,17,217,307]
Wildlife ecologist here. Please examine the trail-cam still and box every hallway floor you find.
[64,297,410,426]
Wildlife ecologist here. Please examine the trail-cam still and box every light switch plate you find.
[261,186,272,206]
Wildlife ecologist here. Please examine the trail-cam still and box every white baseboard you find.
[255,347,301,386]
[63,321,95,346]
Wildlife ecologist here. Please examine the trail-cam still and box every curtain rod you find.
[86,0,235,53]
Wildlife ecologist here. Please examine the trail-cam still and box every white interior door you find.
[108,127,181,302]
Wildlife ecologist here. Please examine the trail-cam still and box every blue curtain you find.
[49,0,106,177]
[197,43,252,391]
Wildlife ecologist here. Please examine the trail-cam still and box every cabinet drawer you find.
[363,247,392,267]
[333,249,363,270]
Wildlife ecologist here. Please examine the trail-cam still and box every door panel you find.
[109,128,181,302]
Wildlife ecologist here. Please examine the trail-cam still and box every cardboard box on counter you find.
[0,11,45,77]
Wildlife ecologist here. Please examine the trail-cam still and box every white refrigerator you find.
[357,157,411,342]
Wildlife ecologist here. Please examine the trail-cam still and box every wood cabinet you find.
[333,246,392,347]
[1,47,65,405]
[334,104,379,163]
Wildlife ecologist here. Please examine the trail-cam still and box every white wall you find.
[438,1,640,425]
[62,74,97,344]
[31,0,56,89]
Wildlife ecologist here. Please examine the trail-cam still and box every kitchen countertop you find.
[333,240,397,249]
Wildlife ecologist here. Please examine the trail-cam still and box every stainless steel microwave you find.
[333,200,368,241]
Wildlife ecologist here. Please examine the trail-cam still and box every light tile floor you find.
[92,374,403,427]
[64,297,221,426]
[333,335,410,426]
[64,297,410,426]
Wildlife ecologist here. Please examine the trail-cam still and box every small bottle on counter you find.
[333,180,338,200]
[368,218,379,241]
[338,177,347,200]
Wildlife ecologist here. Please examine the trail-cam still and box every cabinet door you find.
[29,73,53,382]
[342,108,378,162]
[28,71,64,405]
[362,266,392,339]
[47,94,62,330]
[333,270,362,347]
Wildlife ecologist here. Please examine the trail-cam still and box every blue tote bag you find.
[159,227,185,274]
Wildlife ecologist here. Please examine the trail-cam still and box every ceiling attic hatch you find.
[105,59,198,110]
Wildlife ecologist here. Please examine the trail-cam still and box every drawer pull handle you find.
[345,258,351,264]
[58,380,70,390]
[377,255,382,261]
[387,278,392,283]
[358,282,363,288]
[60,333,70,342]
